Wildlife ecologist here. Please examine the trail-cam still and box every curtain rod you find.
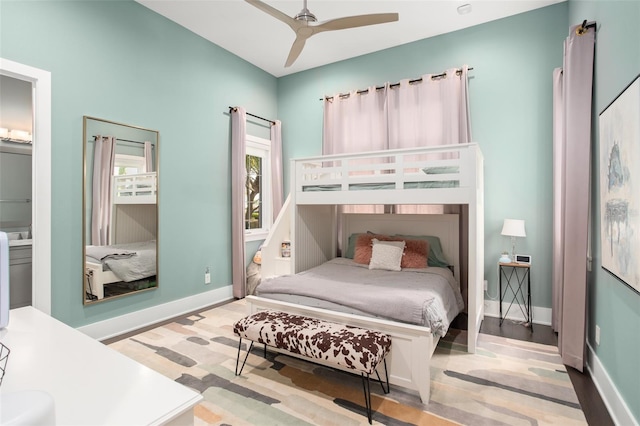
[93,135,148,145]
[577,19,596,35]
[228,106,276,125]
[321,66,474,101]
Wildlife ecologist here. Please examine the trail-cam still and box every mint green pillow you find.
[394,234,450,267]
[345,233,367,259]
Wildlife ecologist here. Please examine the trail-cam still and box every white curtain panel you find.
[552,22,595,371]
[388,66,471,150]
[552,68,565,334]
[271,120,284,220]
[323,85,388,156]
[143,141,153,173]
[323,85,388,215]
[91,136,116,246]
[231,107,247,299]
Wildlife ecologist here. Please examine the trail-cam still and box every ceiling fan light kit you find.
[246,0,399,67]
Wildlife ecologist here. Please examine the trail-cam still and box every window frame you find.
[244,134,272,242]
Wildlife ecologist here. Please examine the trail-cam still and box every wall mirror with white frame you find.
[83,116,159,304]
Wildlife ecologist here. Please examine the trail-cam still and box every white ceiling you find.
[136,0,565,77]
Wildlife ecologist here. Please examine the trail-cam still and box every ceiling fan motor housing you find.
[294,7,317,22]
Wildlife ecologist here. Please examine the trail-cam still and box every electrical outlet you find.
[205,267,211,285]
[595,325,601,345]
[483,280,488,291]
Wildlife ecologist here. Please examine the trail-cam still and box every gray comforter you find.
[86,240,156,282]
[256,258,464,337]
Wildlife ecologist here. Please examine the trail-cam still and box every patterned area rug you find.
[108,300,586,425]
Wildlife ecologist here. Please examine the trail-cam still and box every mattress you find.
[256,258,464,337]
[302,180,459,192]
[86,240,156,282]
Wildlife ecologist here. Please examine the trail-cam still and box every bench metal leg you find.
[361,359,389,424]
[235,339,270,376]
[235,338,254,376]
[361,373,373,424]
[374,359,390,394]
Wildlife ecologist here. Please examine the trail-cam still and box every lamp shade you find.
[501,219,526,237]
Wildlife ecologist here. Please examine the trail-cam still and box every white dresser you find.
[0,307,202,425]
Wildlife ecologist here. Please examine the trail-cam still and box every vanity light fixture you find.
[9,130,31,142]
[457,3,472,15]
[0,128,32,143]
[501,218,526,260]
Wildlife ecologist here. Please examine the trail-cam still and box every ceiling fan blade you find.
[245,0,302,31]
[315,13,399,33]
[285,34,309,67]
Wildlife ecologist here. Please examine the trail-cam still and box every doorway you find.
[0,58,51,315]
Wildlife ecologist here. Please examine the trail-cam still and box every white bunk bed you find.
[112,172,157,204]
[247,143,484,404]
[85,172,158,300]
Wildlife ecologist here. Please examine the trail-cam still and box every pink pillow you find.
[399,239,429,269]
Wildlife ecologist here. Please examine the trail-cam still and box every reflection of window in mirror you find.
[245,135,271,242]
[115,154,145,176]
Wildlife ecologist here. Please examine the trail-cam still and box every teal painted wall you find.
[0,0,277,326]
[569,1,640,421]
[277,3,568,310]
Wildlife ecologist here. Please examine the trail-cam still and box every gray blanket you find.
[256,258,464,337]
[87,240,156,282]
[86,245,135,260]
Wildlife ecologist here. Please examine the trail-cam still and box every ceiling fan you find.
[245,0,399,67]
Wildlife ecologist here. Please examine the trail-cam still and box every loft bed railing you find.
[293,143,482,205]
[112,172,157,204]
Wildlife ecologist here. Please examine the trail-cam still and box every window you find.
[114,154,145,176]
[245,135,271,241]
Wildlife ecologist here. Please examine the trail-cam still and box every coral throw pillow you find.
[354,234,391,264]
[399,239,429,269]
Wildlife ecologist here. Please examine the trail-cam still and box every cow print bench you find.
[233,310,392,424]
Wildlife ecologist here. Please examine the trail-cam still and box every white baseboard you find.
[586,343,638,426]
[78,286,234,341]
[482,299,552,326]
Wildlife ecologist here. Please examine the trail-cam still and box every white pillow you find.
[368,239,405,271]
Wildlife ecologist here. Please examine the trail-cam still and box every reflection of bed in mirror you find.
[85,240,157,300]
[85,172,158,301]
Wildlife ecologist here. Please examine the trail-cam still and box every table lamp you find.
[501,219,526,261]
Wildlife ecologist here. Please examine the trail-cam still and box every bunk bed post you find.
[466,144,485,354]
[290,159,296,274]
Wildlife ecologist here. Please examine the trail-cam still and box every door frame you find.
[0,58,51,315]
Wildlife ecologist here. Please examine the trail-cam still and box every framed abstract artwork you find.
[599,73,640,293]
